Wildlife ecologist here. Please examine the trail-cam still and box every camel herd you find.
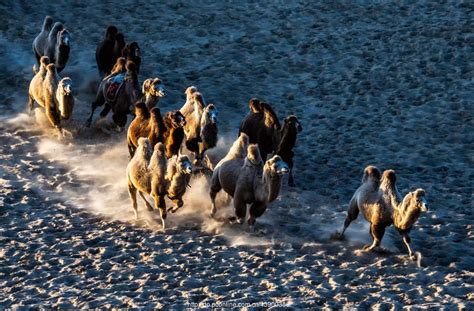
[25,16,428,259]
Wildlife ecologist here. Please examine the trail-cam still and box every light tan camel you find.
[28,62,74,137]
[338,167,428,258]
[127,139,168,228]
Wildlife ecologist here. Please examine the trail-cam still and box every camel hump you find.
[363,165,381,183]
[414,188,426,198]
[382,169,397,184]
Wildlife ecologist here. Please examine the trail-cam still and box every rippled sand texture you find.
[0,1,473,308]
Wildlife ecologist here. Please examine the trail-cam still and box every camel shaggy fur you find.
[165,155,193,213]
[127,103,166,158]
[87,60,141,129]
[179,90,218,165]
[338,167,428,258]
[210,135,289,224]
[127,139,168,228]
[33,19,70,73]
[28,62,74,135]
[142,78,166,110]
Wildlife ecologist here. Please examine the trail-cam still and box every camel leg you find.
[86,90,106,127]
[340,197,359,238]
[287,158,295,187]
[27,96,35,115]
[86,102,99,128]
[138,191,153,211]
[209,175,222,217]
[248,201,267,226]
[233,195,247,224]
[401,232,415,259]
[168,198,183,213]
[112,113,127,131]
[128,182,138,220]
[99,103,112,118]
[364,224,385,251]
[45,102,61,129]
[152,194,167,229]
[288,169,295,187]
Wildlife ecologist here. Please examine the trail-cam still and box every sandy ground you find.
[0,0,473,308]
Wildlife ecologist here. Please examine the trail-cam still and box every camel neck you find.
[258,167,283,203]
[392,201,420,231]
[145,94,159,110]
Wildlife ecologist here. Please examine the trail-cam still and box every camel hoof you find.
[248,217,256,226]
[228,216,244,225]
[167,206,180,213]
[330,232,345,241]
[362,244,373,251]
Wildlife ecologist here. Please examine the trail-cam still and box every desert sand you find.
[0,0,472,308]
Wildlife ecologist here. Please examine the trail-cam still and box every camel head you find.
[283,115,302,133]
[362,165,381,184]
[127,42,141,58]
[402,189,428,213]
[176,155,193,175]
[57,29,71,46]
[249,98,262,113]
[167,110,186,129]
[264,155,289,176]
[57,77,74,120]
[142,78,166,98]
[137,137,152,160]
[202,104,217,125]
[246,144,263,166]
[58,77,73,96]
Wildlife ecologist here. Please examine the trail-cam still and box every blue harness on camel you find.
[105,73,125,103]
